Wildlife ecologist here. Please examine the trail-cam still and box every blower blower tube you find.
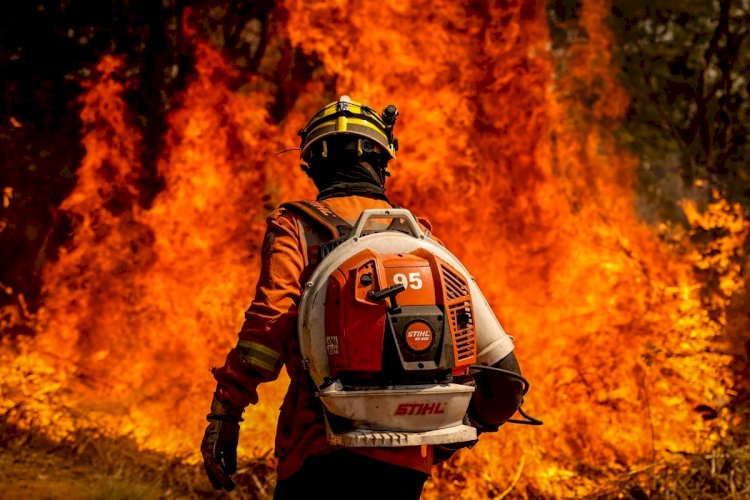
[467,352,543,431]
[433,352,543,464]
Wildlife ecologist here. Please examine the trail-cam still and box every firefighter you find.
[201,96,525,499]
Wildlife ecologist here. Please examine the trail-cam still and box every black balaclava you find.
[303,137,391,202]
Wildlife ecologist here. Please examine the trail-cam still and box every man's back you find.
[201,97,526,499]
[214,195,434,480]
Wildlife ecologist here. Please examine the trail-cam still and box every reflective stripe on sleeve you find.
[235,340,282,372]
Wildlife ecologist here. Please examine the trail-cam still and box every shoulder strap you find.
[280,200,352,239]
[281,200,417,260]
[376,201,415,234]
[385,216,413,234]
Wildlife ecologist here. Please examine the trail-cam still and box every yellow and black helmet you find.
[298,95,399,163]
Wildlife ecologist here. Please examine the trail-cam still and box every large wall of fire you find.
[0,0,741,497]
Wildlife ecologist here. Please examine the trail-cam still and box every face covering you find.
[307,152,390,202]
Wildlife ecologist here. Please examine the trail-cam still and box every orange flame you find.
[1,0,744,497]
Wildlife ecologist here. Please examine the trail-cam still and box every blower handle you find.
[349,209,425,241]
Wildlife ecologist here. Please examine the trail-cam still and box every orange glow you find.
[1,0,746,497]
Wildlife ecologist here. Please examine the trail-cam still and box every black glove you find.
[201,395,242,491]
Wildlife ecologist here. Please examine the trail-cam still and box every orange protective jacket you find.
[212,195,434,480]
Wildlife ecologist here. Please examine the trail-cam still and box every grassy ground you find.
[2,423,749,499]
[0,420,275,499]
[585,442,750,499]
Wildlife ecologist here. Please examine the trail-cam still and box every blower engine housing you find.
[298,209,514,447]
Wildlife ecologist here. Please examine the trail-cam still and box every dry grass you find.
[3,413,750,499]
[582,440,750,500]
[0,417,276,499]
[586,291,750,500]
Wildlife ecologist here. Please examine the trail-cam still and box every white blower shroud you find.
[298,209,515,447]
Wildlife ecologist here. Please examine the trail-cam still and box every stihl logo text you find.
[394,402,447,416]
[404,320,434,352]
[409,330,431,341]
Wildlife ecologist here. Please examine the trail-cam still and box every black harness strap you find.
[382,201,415,234]
[281,200,352,239]
[385,216,413,235]
[281,200,417,260]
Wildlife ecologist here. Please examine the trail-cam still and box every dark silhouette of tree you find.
[550,0,750,222]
